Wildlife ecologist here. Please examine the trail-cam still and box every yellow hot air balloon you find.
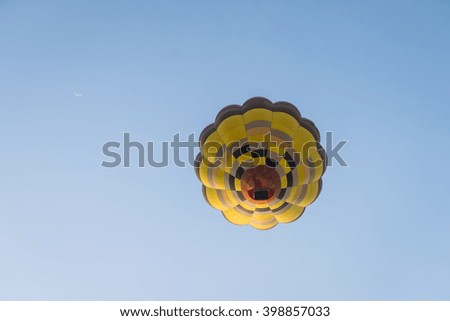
[195,97,327,230]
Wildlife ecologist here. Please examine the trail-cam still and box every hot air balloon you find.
[194,97,327,230]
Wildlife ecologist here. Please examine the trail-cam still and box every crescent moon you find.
[74,91,82,97]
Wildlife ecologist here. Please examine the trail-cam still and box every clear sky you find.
[1,0,449,300]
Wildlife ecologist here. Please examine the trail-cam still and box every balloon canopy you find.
[195,97,327,230]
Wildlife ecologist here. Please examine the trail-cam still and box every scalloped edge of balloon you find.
[199,97,319,145]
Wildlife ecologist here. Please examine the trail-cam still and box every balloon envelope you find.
[195,97,327,230]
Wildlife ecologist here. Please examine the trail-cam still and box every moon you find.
[74,91,82,97]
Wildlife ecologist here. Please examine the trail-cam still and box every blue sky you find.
[1,0,449,300]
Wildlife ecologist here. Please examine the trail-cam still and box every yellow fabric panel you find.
[271,112,299,138]
[297,181,320,207]
[277,158,291,174]
[198,162,228,190]
[268,199,287,210]
[222,208,252,225]
[201,130,225,164]
[284,185,306,204]
[253,202,272,209]
[274,205,305,223]
[239,201,255,211]
[200,130,238,175]
[250,222,278,230]
[235,152,254,166]
[243,108,273,123]
[220,147,239,174]
[267,136,290,154]
[267,139,287,157]
[252,212,274,222]
[234,178,241,191]
[244,121,272,144]
[212,167,226,189]
[202,129,224,145]
[204,186,228,211]
[250,213,278,230]
[245,131,271,143]
[204,187,239,211]
[282,186,295,204]
[291,151,324,182]
[252,156,266,167]
[220,189,241,208]
[216,114,247,144]
[291,126,317,154]
[308,149,325,182]
[198,162,214,188]
[280,175,288,188]
[293,163,310,186]
[275,142,294,158]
